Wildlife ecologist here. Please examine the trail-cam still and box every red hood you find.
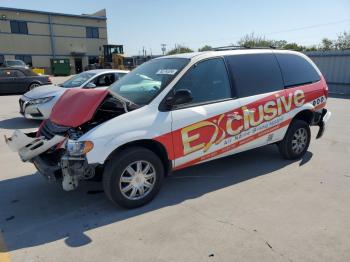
[50,88,109,127]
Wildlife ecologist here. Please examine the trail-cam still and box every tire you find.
[278,120,311,160]
[103,147,164,209]
[28,82,40,91]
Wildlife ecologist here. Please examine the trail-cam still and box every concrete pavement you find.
[0,92,349,262]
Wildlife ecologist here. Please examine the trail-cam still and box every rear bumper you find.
[316,109,331,139]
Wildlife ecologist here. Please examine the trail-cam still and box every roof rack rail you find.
[212,45,276,51]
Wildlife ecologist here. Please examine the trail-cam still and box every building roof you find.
[0,7,107,20]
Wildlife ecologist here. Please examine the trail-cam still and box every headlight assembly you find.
[29,96,54,105]
[66,140,94,156]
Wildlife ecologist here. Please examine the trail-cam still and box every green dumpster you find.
[50,59,71,76]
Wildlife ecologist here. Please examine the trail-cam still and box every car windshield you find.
[7,60,26,67]
[109,58,189,105]
[60,72,96,88]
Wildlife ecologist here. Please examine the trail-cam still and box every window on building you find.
[0,55,4,66]
[10,21,28,34]
[173,58,232,106]
[88,56,99,64]
[225,53,284,98]
[15,55,32,67]
[86,27,99,38]
[275,53,321,88]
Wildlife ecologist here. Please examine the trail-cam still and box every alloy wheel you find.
[291,127,308,154]
[119,160,156,200]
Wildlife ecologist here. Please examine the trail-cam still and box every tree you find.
[198,45,213,51]
[167,44,193,55]
[283,42,305,51]
[237,33,306,50]
[334,31,350,50]
[320,38,334,50]
[237,33,273,47]
[304,45,318,51]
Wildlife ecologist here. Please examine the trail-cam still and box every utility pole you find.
[161,44,166,55]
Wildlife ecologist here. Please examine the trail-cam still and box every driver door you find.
[169,58,242,169]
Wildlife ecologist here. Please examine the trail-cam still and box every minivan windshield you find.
[59,72,96,88]
[109,58,189,105]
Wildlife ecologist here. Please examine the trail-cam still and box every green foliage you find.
[283,42,305,51]
[318,32,350,50]
[237,33,273,48]
[237,33,306,51]
[198,45,213,51]
[320,38,334,50]
[304,46,318,51]
[167,31,350,54]
[334,31,350,50]
[167,45,193,55]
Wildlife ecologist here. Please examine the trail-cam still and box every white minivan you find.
[6,48,331,208]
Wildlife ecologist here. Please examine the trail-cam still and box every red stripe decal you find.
[173,118,291,170]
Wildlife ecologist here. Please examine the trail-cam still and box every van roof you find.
[159,49,302,60]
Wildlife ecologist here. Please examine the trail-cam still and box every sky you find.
[0,0,349,55]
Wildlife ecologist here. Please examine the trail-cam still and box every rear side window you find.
[225,53,283,98]
[275,53,320,88]
[15,70,25,77]
[0,69,17,77]
[173,58,231,105]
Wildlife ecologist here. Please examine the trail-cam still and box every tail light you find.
[321,76,328,98]
[324,83,329,98]
[48,76,53,83]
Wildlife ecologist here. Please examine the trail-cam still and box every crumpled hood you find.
[50,88,109,127]
[24,84,65,99]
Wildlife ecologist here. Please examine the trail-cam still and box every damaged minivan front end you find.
[5,88,135,191]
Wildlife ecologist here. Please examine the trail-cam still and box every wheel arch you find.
[28,81,42,90]
[292,109,314,125]
[106,139,172,176]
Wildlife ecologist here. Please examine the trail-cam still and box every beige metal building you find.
[0,7,108,74]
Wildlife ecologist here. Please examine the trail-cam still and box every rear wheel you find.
[278,120,311,160]
[103,147,164,208]
[28,82,40,91]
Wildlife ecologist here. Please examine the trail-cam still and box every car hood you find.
[50,88,109,127]
[24,84,66,99]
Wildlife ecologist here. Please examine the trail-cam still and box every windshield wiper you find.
[108,90,139,112]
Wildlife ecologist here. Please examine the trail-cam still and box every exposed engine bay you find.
[5,90,138,191]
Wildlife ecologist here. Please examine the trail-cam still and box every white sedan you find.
[19,69,129,119]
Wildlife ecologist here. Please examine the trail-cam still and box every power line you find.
[265,19,350,36]
[195,18,350,45]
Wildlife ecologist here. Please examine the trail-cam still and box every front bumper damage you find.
[5,130,95,191]
[5,130,65,162]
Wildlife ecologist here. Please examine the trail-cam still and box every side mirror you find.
[166,89,193,108]
[85,82,96,89]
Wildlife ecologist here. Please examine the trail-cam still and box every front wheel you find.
[28,82,40,91]
[103,147,164,208]
[278,120,311,160]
